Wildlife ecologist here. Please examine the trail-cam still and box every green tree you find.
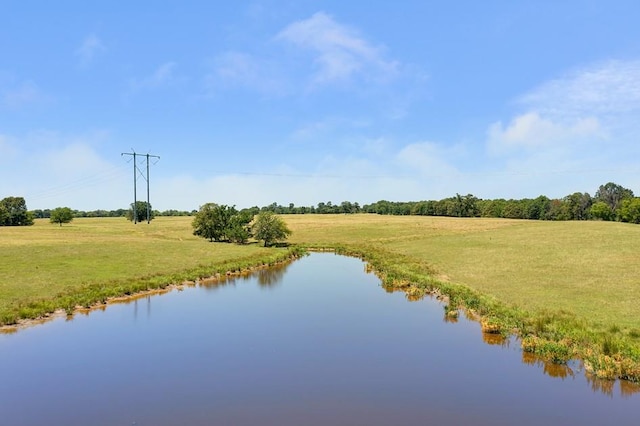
[0,196,34,226]
[590,201,613,221]
[126,201,155,223]
[192,203,230,242]
[252,211,292,247]
[595,182,634,213]
[192,203,242,242]
[50,207,74,226]
[618,198,640,224]
[227,209,254,244]
[564,192,592,220]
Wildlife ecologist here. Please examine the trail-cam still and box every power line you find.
[25,165,129,202]
[121,150,160,224]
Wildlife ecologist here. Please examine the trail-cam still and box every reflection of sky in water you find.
[0,253,638,426]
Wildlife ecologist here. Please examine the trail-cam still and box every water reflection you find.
[1,253,639,426]
[522,351,575,379]
[587,374,640,397]
[196,262,291,290]
[256,262,289,288]
[482,331,508,346]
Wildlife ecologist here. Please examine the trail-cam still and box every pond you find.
[0,252,637,425]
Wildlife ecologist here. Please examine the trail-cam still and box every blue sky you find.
[2,1,640,211]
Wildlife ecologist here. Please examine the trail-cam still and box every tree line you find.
[3,181,640,227]
[31,207,196,219]
[249,182,640,223]
[360,182,640,223]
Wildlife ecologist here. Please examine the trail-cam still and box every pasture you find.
[2,214,640,380]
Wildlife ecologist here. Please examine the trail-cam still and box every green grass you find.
[284,214,640,382]
[0,217,302,325]
[286,215,640,331]
[2,214,640,381]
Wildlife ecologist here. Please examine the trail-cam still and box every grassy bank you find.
[2,214,640,381]
[284,214,640,382]
[0,217,303,326]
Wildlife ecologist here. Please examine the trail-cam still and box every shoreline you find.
[2,244,640,385]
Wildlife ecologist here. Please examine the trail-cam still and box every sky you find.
[2,1,640,211]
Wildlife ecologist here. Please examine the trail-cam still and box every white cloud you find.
[480,59,640,195]
[0,131,131,210]
[276,12,398,86]
[75,34,106,66]
[290,116,370,141]
[519,59,640,119]
[396,141,461,177]
[156,172,415,210]
[487,112,604,154]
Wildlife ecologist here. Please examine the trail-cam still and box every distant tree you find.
[126,201,155,223]
[564,192,592,220]
[50,207,74,226]
[478,199,506,218]
[0,205,8,225]
[252,211,292,247]
[0,196,34,226]
[525,196,551,220]
[618,198,640,224]
[590,201,613,221]
[192,203,234,242]
[546,199,569,220]
[455,194,479,217]
[502,200,524,219]
[595,182,634,213]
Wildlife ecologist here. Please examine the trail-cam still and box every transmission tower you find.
[121,150,160,224]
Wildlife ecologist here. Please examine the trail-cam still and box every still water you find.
[0,253,637,425]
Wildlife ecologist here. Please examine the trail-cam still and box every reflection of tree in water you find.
[482,332,507,346]
[256,263,290,288]
[198,276,237,292]
[586,374,640,397]
[521,352,575,380]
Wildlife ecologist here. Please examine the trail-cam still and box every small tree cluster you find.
[192,205,292,246]
[192,204,253,243]
[0,196,34,226]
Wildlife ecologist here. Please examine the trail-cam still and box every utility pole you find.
[122,150,160,224]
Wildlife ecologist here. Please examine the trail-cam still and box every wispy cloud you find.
[487,112,604,154]
[0,130,130,209]
[0,134,17,162]
[486,60,640,158]
[205,51,285,96]
[75,34,106,66]
[276,12,398,86]
[478,59,640,198]
[1,80,46,109]
[129,62,178,92]
[519,59,640,119]
[396,141,462,178]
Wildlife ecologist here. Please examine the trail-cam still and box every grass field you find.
[2,214,640,380]
[285,214,640,331]
[0,217,297,325]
